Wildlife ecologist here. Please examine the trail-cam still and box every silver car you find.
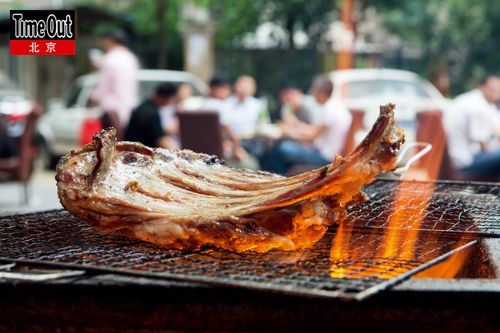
[37,69,207,168]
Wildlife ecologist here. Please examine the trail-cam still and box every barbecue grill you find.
[1,179,499,332]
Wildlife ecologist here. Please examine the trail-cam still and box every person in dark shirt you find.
[125,83,178,148]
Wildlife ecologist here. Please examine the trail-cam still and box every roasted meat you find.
[56,103,404,252]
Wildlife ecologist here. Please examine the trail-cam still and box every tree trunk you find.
[285,14,296,49]
[157,0,168,69]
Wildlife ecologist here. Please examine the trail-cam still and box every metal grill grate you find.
[0,179,497,300]
[347,180,500,236]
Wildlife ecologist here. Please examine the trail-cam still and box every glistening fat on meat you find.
[56,103,405,253]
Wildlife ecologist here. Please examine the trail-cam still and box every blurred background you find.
[0,0,499,213]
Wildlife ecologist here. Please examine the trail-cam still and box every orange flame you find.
[413,245,470,279]
[328,154,469,280]
[328,112,470,280]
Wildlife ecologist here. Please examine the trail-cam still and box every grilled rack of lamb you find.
[56,103,404,253]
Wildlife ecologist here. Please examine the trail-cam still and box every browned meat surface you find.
[56,103,404,252]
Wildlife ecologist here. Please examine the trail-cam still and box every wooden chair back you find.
[177,111,224,158]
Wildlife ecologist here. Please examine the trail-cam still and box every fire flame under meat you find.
[329,157,471,280]
[56,103,404,253]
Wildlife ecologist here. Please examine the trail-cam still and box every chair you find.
[177,111,224,158]
[0,108,40,204]
[414,111,447,179]
[341,109,365,156]
[415,110,475,181]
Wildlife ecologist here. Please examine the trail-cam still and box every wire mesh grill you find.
[347,180,500,236]
[0,179,496,300]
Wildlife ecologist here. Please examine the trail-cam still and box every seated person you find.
[176,82,198,111]
[221,75,264,169]
[262,75,352,175]
[202,76,232,112]
[125,83,178,149]
[279,86,316,144]
[222,75,263,137]
[444,73,500,179]
[279,85,314,125]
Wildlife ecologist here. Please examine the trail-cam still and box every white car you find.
[328,68,449,141]
[37,69,208,168]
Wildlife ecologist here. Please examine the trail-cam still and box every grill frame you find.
[0,179,498,301]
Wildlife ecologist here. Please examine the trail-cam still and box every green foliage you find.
[127,0,184,69]
[129,0,179,35]
[468,0,500,83]
[380,1,489,56]
[81,0,498,93]
[207,0,263,47]
[367,0,497,93]
[206,0,337,48]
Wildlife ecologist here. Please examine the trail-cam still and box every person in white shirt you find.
[202,77,232,113]
[262,75,352,175]
[176,82,202,111]
[91,29,139,137]
[220,75,264,166]
[444,74,500,179]
[221,75,263,137]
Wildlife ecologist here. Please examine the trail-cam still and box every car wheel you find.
[38,139,59,170]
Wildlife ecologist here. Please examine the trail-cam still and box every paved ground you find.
[0,165,61,214]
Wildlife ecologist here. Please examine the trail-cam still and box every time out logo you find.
[10,10,75,56]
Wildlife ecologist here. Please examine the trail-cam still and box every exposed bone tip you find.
[380,103,396,115]
[93,127,117,142]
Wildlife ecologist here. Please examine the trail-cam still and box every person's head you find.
[310,75,333,105]
[478,73,500,104]
[234,75,257,100]
[101,29,128,52]
[153,83,178,107]
[177,83,193,103]
[280,86,304,110]
[209,77,231,100]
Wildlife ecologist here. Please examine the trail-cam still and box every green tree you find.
[368,0,495,93]
[206,0,337,49]
[127,0,184,69]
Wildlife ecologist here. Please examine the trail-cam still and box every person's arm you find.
[221,124,250,161]
[283,121,327,144]
[157,135,177,149]
[165,117,179,136]
[281,111,300,127]
[158,117,179,150]
[479,141,490,152]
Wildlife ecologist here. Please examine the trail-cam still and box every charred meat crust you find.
[56,103,405,253]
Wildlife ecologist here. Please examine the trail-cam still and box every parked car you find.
[37,69,208,168]
[328,68,449,142]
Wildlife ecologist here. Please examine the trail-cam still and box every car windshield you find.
[345,79,431,99]
[62,78,204,108]
[65,82,83,108]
